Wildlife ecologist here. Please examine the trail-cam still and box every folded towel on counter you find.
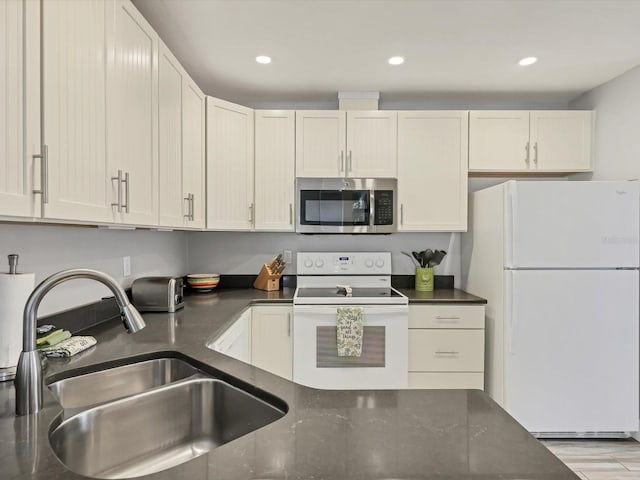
[37,329,71,347]
[40,336,97,358]
[336,306,364,357]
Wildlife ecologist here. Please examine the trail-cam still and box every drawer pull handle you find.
[435,350,460,356]
[435,316,461,321]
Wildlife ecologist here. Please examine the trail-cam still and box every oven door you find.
[292,305,408,389]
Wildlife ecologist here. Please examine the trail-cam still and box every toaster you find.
[132,276,184,312]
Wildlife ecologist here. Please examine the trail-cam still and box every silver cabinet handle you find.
[533,141,538,165]
[190,194,195,221]
[287,312,291,337]
[249,203,254,223]
[435,316,461,320]
[348,150,352,173]
[400,204,404,225]
[183,194,191,220]
[122,171,130,213]
[289,203,293,225]
[525,141,530,164]
[32,144,48,204]
[339,151,344,172]
[111,170,123,212]
[435,350,460,356]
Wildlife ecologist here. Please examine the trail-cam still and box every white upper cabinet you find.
[529,111,593,172]
[469,110,593,173]
[295,111,346,177]
[107,0,159,226]
[158,41,205,229]
[41,0,113,223]
[296,110,397,178]
[398,111,468,232]
[181,78,206,229]
[0,0,39,218]
[254,110,295,231]
[206,97,254,230]
[346,111,398,177]
[158,42,184,228]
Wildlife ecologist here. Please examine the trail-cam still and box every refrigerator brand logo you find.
[603,236,639,245]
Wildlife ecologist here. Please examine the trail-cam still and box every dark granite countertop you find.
[0,288,576,479]
[400,288,488,304]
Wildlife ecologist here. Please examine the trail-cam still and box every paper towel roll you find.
[0,273,35,368]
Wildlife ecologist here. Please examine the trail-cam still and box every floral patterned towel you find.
[336,307,364,357]
[40,336,97,358]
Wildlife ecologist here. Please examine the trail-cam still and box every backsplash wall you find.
[187,232,461,287]
[0,224,188,315]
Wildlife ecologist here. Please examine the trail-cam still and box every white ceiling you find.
[132,0,640,107]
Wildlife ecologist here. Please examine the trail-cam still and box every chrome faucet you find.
[15,269,146,416]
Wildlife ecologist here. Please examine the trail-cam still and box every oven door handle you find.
[293,305,408,315]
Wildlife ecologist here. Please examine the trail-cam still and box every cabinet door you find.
[0,0,40,219]
[346,111,397,177]
[206,97,254,230]
[295,110,345,177]
[182,78,206,229]
[42,0,112,222]
[529,111,593,172]
[398,111,468,231]
[251,306,292,380]
[254,110,295,231]
[469,111,530,172]
[107,0,158,226]
[157,42,184,228]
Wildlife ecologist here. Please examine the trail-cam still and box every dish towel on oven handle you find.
[336,306,364,357]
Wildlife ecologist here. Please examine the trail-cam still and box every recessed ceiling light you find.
[518,56,538,66]
[388,56,405,65]
[256,55,271,64]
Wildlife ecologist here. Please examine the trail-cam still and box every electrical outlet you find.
[122,256,131,277]
[283,250,292,263]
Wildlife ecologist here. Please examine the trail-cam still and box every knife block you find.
[253,264,281,291]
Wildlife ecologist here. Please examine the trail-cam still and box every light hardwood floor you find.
[542,439,640,480]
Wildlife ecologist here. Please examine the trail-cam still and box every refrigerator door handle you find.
[505,181,518,268]
[506,270,516,355]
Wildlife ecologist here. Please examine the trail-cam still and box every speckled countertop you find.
[1,288,575,479]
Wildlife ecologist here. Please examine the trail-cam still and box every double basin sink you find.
[46,354,287,479]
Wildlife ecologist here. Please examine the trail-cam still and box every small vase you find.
[415,267,434,292]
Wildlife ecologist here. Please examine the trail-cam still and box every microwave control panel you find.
[374,191,394,225]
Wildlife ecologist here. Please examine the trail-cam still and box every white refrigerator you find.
[462,180,639,437]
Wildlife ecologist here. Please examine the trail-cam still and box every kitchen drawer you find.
[409,305,484,329]
[409,329,484,372]
[408,372,484,390]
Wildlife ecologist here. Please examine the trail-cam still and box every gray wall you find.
[570,64,640,181]
[187,232,461,286]
[0,224,187,315]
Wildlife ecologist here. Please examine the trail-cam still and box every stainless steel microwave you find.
[296,178,397,234]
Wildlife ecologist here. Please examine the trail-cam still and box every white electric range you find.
[293,252,408,390]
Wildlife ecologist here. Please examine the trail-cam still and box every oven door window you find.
[300,190,370,226]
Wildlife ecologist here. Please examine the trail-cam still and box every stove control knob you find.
[304,258,314,268]
[375,258,385,268]
[315,259,324,268]
[364,259,374,268]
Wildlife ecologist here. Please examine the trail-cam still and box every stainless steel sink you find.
[49,377,286,479]
[48,357,203,409]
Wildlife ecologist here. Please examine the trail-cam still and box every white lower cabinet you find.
[408,304,485,389]
[251,306,292,380]
[212,309,251,363]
